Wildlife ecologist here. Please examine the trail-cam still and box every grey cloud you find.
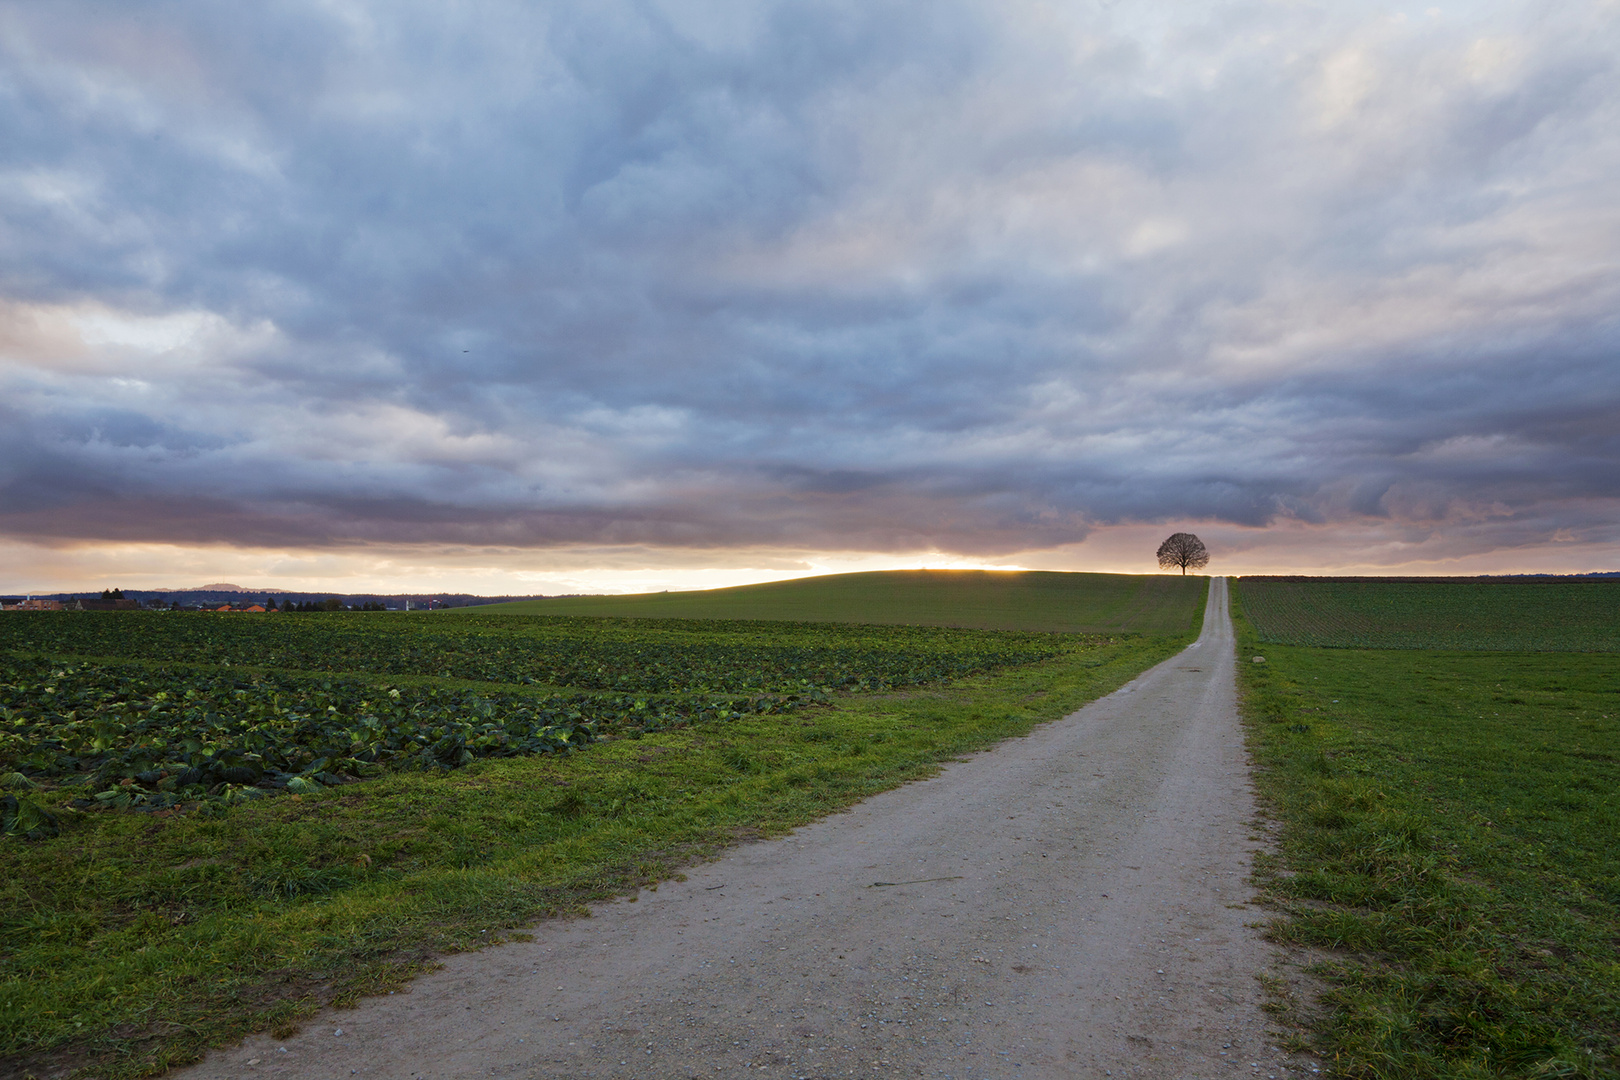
[1,0,1618,566]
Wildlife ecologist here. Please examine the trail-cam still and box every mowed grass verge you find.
[461,569,1209,636]
[1,633,1185,1079]
[1231,587,1620,1077]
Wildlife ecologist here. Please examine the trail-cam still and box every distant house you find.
[76,598,141,611]
[0,598,23,611]
[241,604,267,613]
[16,598,65,611]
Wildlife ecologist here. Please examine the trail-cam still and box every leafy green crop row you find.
[0,612,1088,839]
[0,613,1077,693]
[1237,579,1620,651]
[0,654,810,827]
[0,630,1169,1080]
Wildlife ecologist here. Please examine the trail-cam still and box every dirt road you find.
[181,577,1311,1079]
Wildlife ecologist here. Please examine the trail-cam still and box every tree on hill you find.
[1157,532,1209,575]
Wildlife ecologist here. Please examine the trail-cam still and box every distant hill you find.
[455,569,1209,636]
[27,589,549,609]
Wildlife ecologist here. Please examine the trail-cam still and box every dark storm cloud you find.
[2,0,1618,564]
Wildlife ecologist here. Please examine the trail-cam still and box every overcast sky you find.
[2,0,1617,593]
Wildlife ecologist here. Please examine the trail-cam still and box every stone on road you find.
[180,577,1304,1079]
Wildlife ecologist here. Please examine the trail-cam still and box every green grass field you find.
[0,574,1202,1078]
[1239,578,1620,651]
[1233,582,1620,1078]
[461,569,1208,635]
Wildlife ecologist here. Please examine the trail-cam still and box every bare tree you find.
[1157,532,1209,575]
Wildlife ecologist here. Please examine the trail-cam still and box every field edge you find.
[2,634,1189,1080]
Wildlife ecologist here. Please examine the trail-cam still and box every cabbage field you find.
[0,603,1175,1080]
[0,612,1078,832]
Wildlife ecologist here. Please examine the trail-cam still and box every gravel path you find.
[181,577,1311,1080]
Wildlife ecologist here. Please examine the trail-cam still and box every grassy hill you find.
[1236,577,1620,651]
[458,569,1208,636]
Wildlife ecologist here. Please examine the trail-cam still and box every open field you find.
[1239,577,1620,651]
[462,569,1209,635]
[0,583,1200,1078]
[0,612,1072,695]
[165,577,1305,1080]
[1232,585,1620,1077]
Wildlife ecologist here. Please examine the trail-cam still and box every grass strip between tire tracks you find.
[1,633,1184,1079]
[1232,589,1620,1078]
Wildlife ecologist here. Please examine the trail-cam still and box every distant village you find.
[0,586,552,612]
[2,590,412,612]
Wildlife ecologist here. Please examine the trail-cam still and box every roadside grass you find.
[460,569,1208,635]
[1232,603,1620,1077]
[1239,578,1620,652]
[0,633,1183,1079]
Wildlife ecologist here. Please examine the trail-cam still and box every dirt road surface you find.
[180,577,1313,1080]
